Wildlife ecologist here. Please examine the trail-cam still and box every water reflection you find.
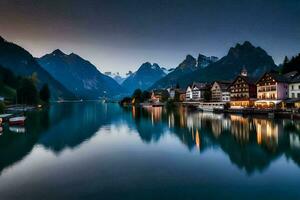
[0,102,299,177]
[129,106,300,174]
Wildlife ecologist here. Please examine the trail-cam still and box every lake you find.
[0,102,300,200]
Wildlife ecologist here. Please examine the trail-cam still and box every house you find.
[191,82,210,101]
[211,81,231,102]
[287,72,300,109]
[177,89,186,102]
[151,90,168,103]
[229,68,257,108]
[185,86,193,101]
[289,73,300,99]
[169,88,186,102]
[255,71,289,109]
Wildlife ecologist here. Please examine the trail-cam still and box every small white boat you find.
[9,126,26,133]
[9,116,26,126]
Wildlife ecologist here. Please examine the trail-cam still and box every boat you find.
[0,114,13,124]
[198,102,225,112]
[9,116,26,126]
[9,126,26,133]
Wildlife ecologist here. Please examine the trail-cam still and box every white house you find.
[211,81,231,102]
[191,82,209,101]
[289,74,300,99]
[185,86,192,101]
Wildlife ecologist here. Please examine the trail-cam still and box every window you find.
[299,85,300,90]
[298,93,300,98]
[292,85,294,90]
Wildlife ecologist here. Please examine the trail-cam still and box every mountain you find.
[150,54,218,89]
[37,49,123,99]
[152,41,276,89]
[121,62,166,93]
[104,72,126,84]
[0,36,74,100]
[197,54,219,68]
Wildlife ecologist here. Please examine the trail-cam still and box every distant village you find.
[133,68,300,116]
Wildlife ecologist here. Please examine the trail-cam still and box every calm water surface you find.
[0,102,300,200]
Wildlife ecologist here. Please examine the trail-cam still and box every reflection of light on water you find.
[132,106,136,119]
[257,124,262,144]
[168,113,174,128]
[195,129,200,149]
[254,119,279,148]
[230,115,250,142]
[290,134,300,149]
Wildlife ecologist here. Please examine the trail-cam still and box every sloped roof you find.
[192,82,208,90]
[231,75,256,86]
[214,80,232,91]
[290,74,300,83]
[256,71,289,84]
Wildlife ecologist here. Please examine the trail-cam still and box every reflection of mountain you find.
[123,106,168,143]
[131,106,300,174]
[38,103,122,153]
[0,102,123,174]
[0,110,50,175]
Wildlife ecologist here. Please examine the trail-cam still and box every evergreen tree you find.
[40,84,50,103]
[141,90,151,102]
[17,77,39,105]
[132,89,142,105]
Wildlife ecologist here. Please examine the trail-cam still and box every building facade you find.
[211,81,231,102]
[229,69,257,108]
[289,74,300,99]
[185,86,192,101]
[191,82,210,101]
[255,71,289,108]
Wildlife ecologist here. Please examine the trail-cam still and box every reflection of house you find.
[211,81,231,102]
[255,71,289,109]
[253,119,283,150]
[230,115,251,143]
[191,82,210,101]
[229,68,257,108]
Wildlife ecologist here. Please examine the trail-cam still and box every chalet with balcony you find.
[255,71,289,108]
[191,82,210,101]
[211,81,231,102]
[229,69,257,108]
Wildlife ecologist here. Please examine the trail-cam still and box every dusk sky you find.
[0,0,299,75]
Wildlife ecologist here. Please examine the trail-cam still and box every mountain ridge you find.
[0,36,75,99]
[37,49,123,99]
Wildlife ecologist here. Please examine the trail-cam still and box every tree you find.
[132,89,142,105]
[174,90,181,102]
[160,90,170,102]
[141,90,151,102]
[282,53,300,73]
[39,84,50,103]
[283,56,289,65]
[203,90,211,102]
[17,77,39,105]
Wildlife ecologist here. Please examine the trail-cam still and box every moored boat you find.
[9,116,26,126]
[9,126,26,133]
